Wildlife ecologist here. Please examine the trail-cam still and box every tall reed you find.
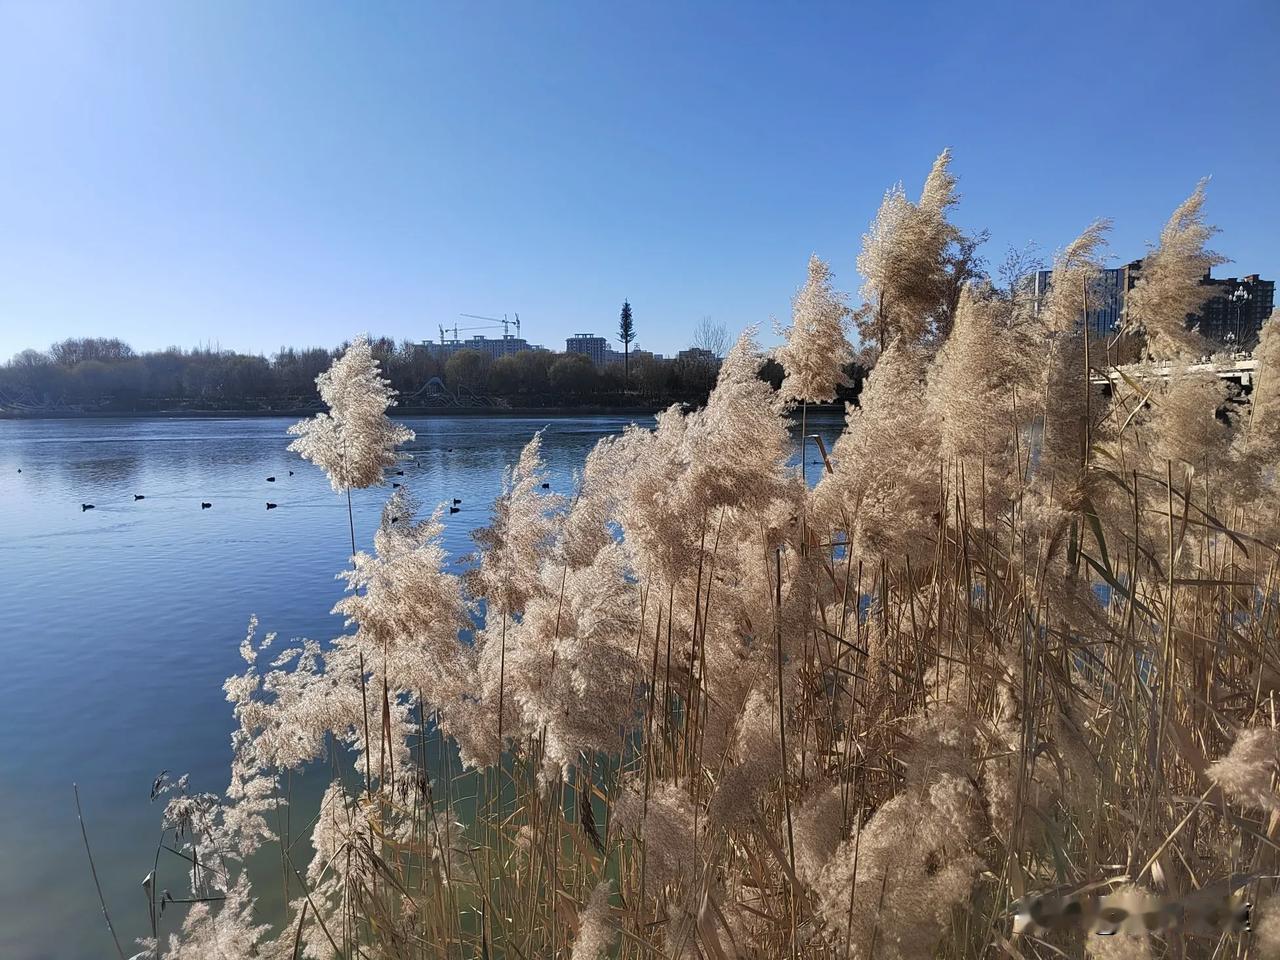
[137,163,1280,959]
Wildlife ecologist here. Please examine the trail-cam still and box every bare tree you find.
[996,241,1045,300]
[48,337,136,366]
[691,316,730,358]
[9,349,48,368]
[934,229,991,343]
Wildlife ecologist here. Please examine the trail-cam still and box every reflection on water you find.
[57,453,143,489]
[0,411,845,959]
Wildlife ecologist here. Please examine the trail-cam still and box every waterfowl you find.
[541,483,550,489]
[201,502,212,509]
[134,494,145,501]
[288,470,294,476]
[395,470,404,476]
[266,476,276,482]
[452,498,462,505]
[81,503,94,511]
[266,502,277,510]
[392,482,401,489]
[449,506,460,514]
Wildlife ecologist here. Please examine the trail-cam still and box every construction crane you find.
[459,313,521,337]
[436,313,521,345]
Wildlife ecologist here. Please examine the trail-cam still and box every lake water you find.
[0,412,843,959]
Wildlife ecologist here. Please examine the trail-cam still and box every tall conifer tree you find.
[618,299,636,389]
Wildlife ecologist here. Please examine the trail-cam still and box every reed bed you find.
[136,157,1280,959]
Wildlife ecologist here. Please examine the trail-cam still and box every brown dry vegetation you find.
[138,157,1280,959]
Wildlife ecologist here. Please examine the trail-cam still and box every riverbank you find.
[0,402,849,421]
[0,405,665,420]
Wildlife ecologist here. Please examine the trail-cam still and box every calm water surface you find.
[0,412,842,959]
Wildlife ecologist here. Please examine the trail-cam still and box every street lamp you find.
[1229,285,1250,347]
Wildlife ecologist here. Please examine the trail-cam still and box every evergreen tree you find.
[618,300,635,389]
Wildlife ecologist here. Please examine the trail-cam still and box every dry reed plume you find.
[136,156,1280,959]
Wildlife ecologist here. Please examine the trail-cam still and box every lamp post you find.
[1229,284,1250,347]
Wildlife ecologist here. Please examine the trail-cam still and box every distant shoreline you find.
[0,403,848,421]
[0,405,668,421]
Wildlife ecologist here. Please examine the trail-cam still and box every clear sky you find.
[0,0,1276,361]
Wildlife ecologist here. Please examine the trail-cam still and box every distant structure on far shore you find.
[1034,262,1274,348]
[1194,273,1274,345]
[420,313,550,360]
[422,317,681,369]
[676,346,717,364]
[565,332,609,365]
[419,333,548,361]
[565,332,665,368]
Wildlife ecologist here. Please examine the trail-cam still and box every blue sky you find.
[0,0,1276,360]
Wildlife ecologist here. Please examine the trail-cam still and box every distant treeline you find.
[0,336,866,414]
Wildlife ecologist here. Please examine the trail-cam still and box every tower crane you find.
[459,313,521,337]
[435,313,524,350]
[434,313,522,346]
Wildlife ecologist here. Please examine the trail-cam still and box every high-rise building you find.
[419,334,548,361]
[1034,261,1273,349]
[1034,261,1140,339]
[566,333,609,366]
[1191,274,1274,348]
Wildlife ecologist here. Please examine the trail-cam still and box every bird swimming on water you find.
[201,502,212,509]
[452,498,462,505]
[288,470,294,476]
[449,506,460,514]
[266,502,277,510]
[134,494,145,501]
[266,476,276,482]
[392,482,401,489]
[81,503,94,511]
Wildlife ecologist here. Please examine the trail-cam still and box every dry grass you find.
[136,177,1280,960]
